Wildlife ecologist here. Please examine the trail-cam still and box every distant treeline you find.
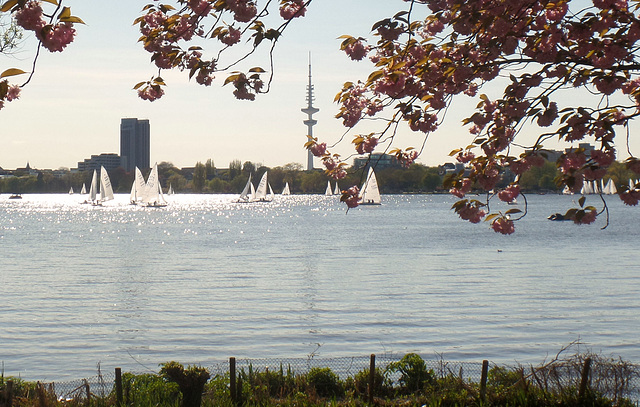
[0,159,637,195]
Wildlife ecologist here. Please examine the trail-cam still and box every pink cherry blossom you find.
[137,85,164,101]
[572,209,597,225]
[279,0,306,20]
[491,217,515,235]
[6,85,21,102]
[221,27,242,46]
[620,190,640,206]
[190,0,213,16]
[41,23,76,53]
[456,152,475,164]
[340,186,360,208]
[450,178,472,198]
[456,201,486,224]
[498,185,520,203]
[14,1,45,31]
[355,136,378,155]
[309,142,327,157]
[397,150,418,168]
[344,40,369,61]
[331,168,347,180]
[322,157,337,171]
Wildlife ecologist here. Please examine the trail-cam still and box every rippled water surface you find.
[1,193,638,380]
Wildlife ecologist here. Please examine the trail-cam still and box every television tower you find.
[301,56,319,171]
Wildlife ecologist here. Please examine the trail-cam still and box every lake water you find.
[1,193,638,381]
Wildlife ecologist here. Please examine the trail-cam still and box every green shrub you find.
[306,367,343,398]
[386,353,434,394]
[160,362,210,407]
[122,372,180,406]
[347,367,392,399]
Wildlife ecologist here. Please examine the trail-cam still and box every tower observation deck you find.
[301,60,319,171]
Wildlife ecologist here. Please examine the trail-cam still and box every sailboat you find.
[238,174,255,202]
[83,169,98,204]
[130,167,146,205]
[68,187,74,195]
[168,183,175,195]
[141,163,167,207]
[325,181,333,196]
[603,179,617,195]
[282,182,291,195]
[254,172,273,202]
[98,166,114,205]
[333,182,340,195]
[580,180,594,195]
[80,183,87,194]
[358,167,381,205]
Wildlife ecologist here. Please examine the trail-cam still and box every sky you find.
[2,0,639,171]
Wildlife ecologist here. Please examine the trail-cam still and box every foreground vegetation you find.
[1,352,638,406]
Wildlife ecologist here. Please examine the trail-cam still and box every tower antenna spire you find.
[302,53,319,171]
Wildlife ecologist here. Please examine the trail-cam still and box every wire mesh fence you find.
[5,353,640,404]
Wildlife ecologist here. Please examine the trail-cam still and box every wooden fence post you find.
[368,354,376,405]
[578,357,592,402]
[229,357,237,406]
[83,379,91,406]
[5,379,14,407]
[115,367,123,406]
[480,360,489,403]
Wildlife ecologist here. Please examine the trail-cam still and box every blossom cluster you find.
[134,0,308,101]
[0,81,21,111]
[1,1,82,109]
[331,0,640,232]
[13,1,78,52]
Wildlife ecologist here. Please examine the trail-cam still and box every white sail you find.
[603,179,617,195]
[238,174,253,202]
[255,172,271,201]
[282,182,290,195]
[131,167,146,203]
[89,170,98,202]
[141,163,166,206]
[325,181,332,196]
[99,166,114,202]
[168,183,175,195]
[581,180,593,195]
[333,183,340,195]
[268,183,274,200]
[359,167,381,205]
[130,167,144,203]
[68,187,74,194]
[81,183,87,194]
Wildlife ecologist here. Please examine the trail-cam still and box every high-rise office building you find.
[120,118,150,172]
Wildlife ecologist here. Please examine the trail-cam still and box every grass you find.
[1,352,639,406]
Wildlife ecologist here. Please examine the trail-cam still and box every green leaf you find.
[485,213,499,222]
[57,6,72,22]
[0,68,27,78]
[60,15,86,24]
[505,209,522,215]
[578,196,586,207]
[0,0,18,12]
[366,70,384,84]
[248,67,265,73]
